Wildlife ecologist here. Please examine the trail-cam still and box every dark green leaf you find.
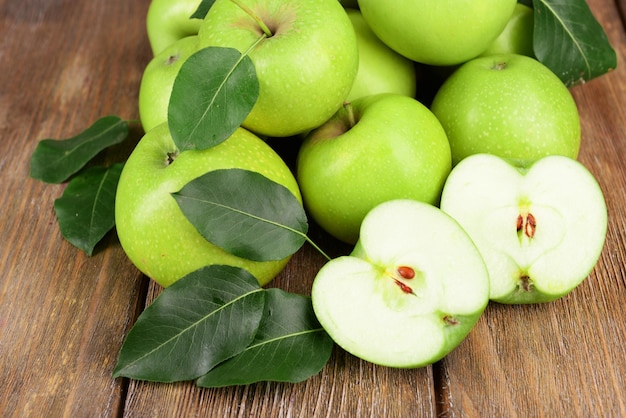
[173,168,308,262]
[30,116,129,183]
[532,0,617,86]
[168,47,259,151]
[190,0,215,19]
[518,0,532,7]
[113,265,265,382]
[197,288,334,388]
[53,163,123,256]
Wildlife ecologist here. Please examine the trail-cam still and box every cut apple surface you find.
[440,154,607,303]
[311,199,489,368]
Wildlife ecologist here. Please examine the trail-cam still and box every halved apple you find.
[440,154,607,303]
[311,199,489,368]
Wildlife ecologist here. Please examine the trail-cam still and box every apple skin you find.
[358,0,517,65]
[196,0,359,137]
[480,3,534,57]
[138,35,200,133]
[311,199,489,368]
[431,54,581,166]
[440,154,607,303]
[115,123,302,288]
[146,0,203,56]
[345,9,416,102]
[297,93,451,244]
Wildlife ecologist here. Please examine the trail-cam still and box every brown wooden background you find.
[1,0,625,416]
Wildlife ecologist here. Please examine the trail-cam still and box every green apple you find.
[480,3,534,57]
[440,154,607,303]
[345,9,416,102]
[115,122,302,288]
[311,199,490,368]
[297,93,451,244]
[139,35,200,133]
[146,0,203,56]
[196,0,359,137]
[431,54,581,166]
[358,0,517,65]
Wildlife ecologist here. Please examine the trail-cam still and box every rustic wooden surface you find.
[1,0,625,416]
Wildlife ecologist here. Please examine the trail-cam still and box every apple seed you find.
[396,265,416,280]
[525,213,536,238]
[516,212,536,239]
[393,279,415,295]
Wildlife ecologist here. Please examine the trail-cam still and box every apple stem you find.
[344,102,356,128]
[230,0,274,37]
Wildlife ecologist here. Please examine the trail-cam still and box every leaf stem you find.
[305,236,332,262]
[230,0,273,37]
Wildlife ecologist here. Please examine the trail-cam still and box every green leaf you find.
[172,168,308,262]
[168,47,259,151]
[532,0,617,86]
[30,116,129,183]
[197,288,334,388]
[113,265,266,382]
[190,0,215,19]
[53,163,123,256]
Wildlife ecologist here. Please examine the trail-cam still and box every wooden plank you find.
[439,0,626,415]
[0,1,152,416]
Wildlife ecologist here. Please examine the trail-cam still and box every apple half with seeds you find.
[440,154,607,304]
[311,199,489,368]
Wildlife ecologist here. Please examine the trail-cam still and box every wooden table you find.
[2,0,625,416]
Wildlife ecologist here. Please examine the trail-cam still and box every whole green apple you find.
[440,154,607,303]
[358,0,517,65]
[139,35,200,133]
[431,54,581,165]
[146,0,203,56]
[297,93,451,244]
[345,8,416,102]
[312,199,489,368]
[480,3,534,57]
[115,122,302,288]
[196,0,359,137]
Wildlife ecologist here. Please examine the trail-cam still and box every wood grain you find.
[0,1,152,416]
[1,0,625,417]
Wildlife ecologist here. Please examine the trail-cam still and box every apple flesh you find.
[345,8,416,102]
[311,199,490,368]
[440,154,607,303]
[196,0,359,137]
[115,123,302,288]
[358,0,517,65]
[431,54,581,166]
[297,93,451,244]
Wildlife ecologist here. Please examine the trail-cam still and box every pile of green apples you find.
[116,0,608,369]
